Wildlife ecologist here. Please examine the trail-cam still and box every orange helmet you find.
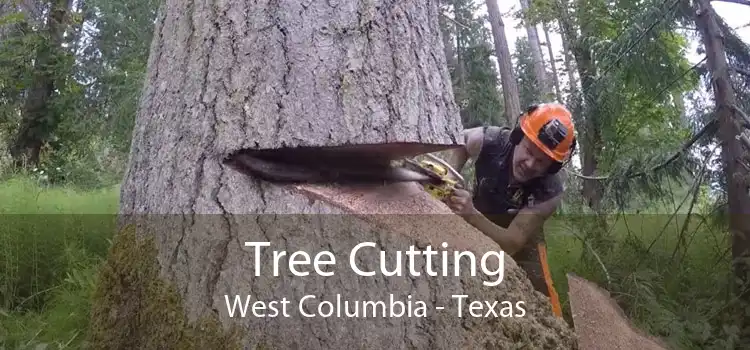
[518,103,576,163]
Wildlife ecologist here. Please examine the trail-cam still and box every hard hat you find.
[517,103,576,163]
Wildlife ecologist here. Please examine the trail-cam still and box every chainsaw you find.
[223,146,466,202]
[397,154,465,201]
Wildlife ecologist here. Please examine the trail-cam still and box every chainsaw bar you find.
[225,152,436,185]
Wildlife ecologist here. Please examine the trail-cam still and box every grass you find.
[545,213,738,350]
[0,176,119,349]
[0,175,739,349]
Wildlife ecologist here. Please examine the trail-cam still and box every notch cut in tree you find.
[92,0,577,348]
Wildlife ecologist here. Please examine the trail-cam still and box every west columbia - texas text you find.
[224,294,527,318]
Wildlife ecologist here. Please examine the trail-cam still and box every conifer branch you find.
[566,119,718,181]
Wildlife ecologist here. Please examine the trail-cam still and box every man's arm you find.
[460,194,562,255]
[444,127,484,175]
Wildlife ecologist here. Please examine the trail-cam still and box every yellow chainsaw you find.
[223,146,466,201]
[398,153,465,201]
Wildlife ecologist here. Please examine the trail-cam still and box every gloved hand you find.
[446,188,476,215]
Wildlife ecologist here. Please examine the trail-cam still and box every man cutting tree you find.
[442,103,577,318]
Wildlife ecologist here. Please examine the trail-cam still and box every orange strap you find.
[537,243,562,318]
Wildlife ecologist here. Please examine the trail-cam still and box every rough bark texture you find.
[567,274,669,350]
[120,0,465,215]
[103,0,578,348]
[485,0,521,125]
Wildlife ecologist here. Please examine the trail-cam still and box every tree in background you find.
[442,0,505,127]
[513,37,542,108]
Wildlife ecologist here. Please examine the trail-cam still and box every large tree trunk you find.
[485,0,521,124]
[519,0,550,101]
[542,22,563,103]
[695,0,750,342]
[88,1,577,348]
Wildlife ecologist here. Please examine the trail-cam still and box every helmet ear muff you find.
[546,135,577,174]
[510,104,540,145]
[510,126,523,145]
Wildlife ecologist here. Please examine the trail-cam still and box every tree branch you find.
[712,0,750,6]
[733,104,750,127]
[565,119,718,181]
[440,12,470,30]
[731,66,750,78]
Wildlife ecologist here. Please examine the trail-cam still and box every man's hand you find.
[446,188,476,215]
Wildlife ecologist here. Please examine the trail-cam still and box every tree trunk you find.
[485,0,521,125]
[559,24,578,101]
[575,51,603,212]
[10,0,71,167]
[555,1,602,212]
[438,1,456,73]
[453,0,466,88]
[519,0,550,101]
[542,22,563,103]
[695,0,750,341]
[89,1,577,348]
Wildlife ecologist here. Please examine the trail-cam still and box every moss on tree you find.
[87,223,243,350]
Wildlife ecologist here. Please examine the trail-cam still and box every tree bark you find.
[485,0,521,125]
[694,0,750,340]
[92,1,577,348]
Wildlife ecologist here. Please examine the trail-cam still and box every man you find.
[443,103,577,318]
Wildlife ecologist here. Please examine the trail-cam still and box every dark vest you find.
[471,126,563,258]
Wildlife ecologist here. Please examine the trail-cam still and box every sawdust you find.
[294,182,670,349]
[292,182,578,349]
[567,273,670,350]
[294,182,498,252]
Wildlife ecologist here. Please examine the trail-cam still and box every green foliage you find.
[458,44,505,127]
[445,0,504,127]
[83,0,160,154]
[0,0,158,189]
[546,212,736,350]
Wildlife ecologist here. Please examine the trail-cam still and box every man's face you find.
[511,137,555,182]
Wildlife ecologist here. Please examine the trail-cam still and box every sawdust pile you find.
[567,273,669,350]
[286,181,578,349]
